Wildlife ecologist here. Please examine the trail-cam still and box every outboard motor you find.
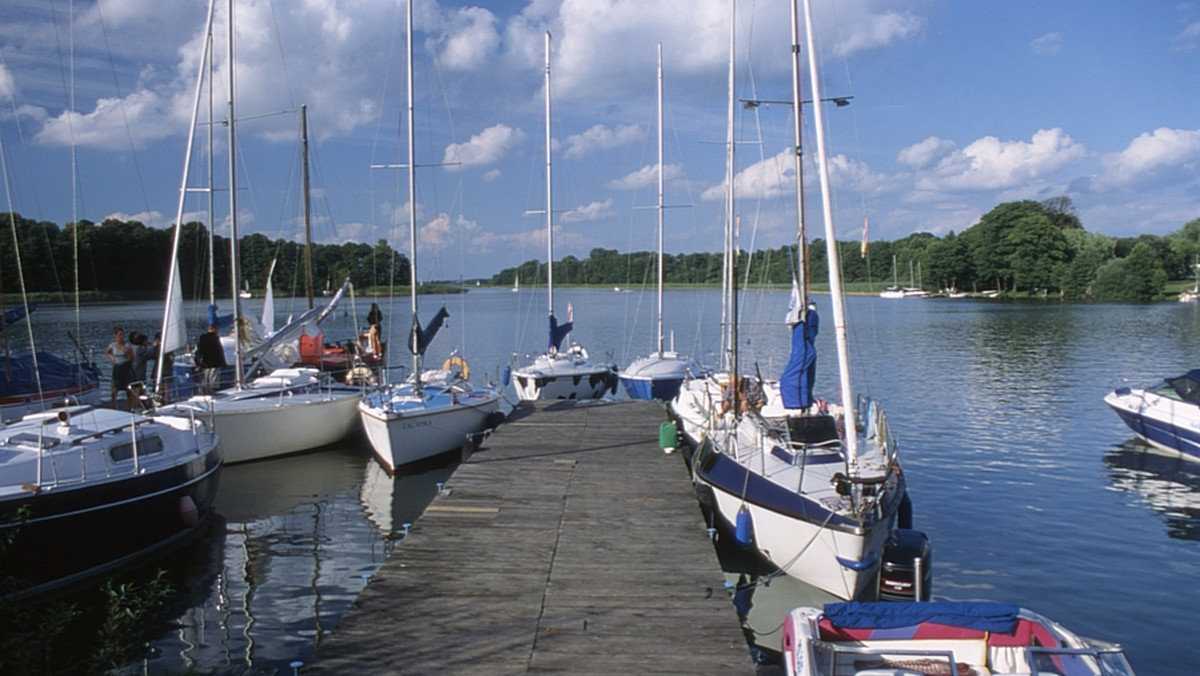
[878,529,932,602]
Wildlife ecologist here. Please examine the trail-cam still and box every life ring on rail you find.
[442,356,470,380]
[345,365,377,386]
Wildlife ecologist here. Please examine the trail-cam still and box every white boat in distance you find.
[511,33,618,402]
[0,405,221,602]
[357,0,502,473]
[782,601,1136,676]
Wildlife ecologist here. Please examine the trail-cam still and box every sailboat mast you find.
[158,0,218,388]
[790,0,808,316]
[722,0,737,377]
[226,0,244,386]
[655,43,665,357]
[406,0,422,385]
[801,0,858,468]
[544,32,554,321]
[302,104,314,311]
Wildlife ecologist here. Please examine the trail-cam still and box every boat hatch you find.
[109,435,165,462]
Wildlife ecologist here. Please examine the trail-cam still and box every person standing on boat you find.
[104,327,135,409]
[196,324,227,395]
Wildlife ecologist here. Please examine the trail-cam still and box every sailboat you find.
[152,0,362,465]
[0,26,220,599]
[356,0,502,474]
[1180,260,1199,302]
[510,33,619,402]
[0,305,103,422]
[878,254,905,299]
[620,46,705,402]
[688,0,908,601]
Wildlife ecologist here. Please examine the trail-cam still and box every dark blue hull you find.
[0,445,223,602]
[620,375,685,401]
[1112,407,1200,460]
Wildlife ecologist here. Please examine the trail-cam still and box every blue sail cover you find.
[780,307,818,409]
[549,313,573,351]
[206,304,234,331]
[824,601,1020,634]
[1,303,35,330]
[409,306,450,355]
[0,351,100,398]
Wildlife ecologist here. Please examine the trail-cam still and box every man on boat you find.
[196,324,227,394]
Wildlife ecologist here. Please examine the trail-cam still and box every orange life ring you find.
[442,356,470,380]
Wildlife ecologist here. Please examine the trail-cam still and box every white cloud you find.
[433,6,501,70]
[898,137,957,170]
[915,128,1086,192]
[607,162,683,190]
[443,123,526,168]
[1095,127,1200,189]
[561,199,614,224]
[1031,32,1062,56]
[564,124,645,159]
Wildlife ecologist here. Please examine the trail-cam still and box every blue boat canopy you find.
[824,601,1020,634]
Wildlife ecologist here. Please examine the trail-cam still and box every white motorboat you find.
[1105,370,1200,461]
[510,33,618,402]
[781,601,1136,676]
[356,1,502,473]
[0,405,221,602]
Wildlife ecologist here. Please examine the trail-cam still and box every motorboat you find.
[1105,370,1200,461]
[0,405,221,602]
[781,601,1136,676]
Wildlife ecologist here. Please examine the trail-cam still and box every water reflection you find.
[1105,441,1200,541]
[120,438,420,675]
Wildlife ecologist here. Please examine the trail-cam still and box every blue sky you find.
[1,0,1199,281]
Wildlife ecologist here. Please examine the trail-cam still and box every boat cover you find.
[1167,370,1200,404]
[1,303,35,330]
[0,350,99,397]
[549,312,573,351]
[780,295,818,409]
[823,601,1020,634]
[409,306,450,355]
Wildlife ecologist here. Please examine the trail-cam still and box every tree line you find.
[491,197,1198,301]
[0,213,407,301]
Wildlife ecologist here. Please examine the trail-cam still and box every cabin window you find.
[109,435,165,462]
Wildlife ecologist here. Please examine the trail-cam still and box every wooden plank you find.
[303,399,752,675]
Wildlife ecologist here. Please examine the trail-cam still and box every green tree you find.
[1092,241,1166,301]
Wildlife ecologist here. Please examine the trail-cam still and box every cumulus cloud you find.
[607,162,683,190]
[1095,127,1200,189]
[914,128,1086,192]
[443,123,526,168]
[433,7,501,70]
[563,124,645,159]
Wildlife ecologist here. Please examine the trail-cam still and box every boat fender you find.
[658,421,678,454]
[502,364,512,386]
[179,494,199,528]
[443,356,469,380]
[734,505,753,549]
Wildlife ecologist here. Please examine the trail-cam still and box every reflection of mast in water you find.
[1105,441,1200,541]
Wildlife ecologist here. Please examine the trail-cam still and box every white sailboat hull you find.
[358,388,501,472]
[512,348,618,401]
[157,370,362,464]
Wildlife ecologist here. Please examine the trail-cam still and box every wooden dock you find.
[303,399,753,675]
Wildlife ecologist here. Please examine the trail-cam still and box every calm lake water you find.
[10,288,1199,674]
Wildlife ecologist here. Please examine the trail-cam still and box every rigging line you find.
[265,0,298,111]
